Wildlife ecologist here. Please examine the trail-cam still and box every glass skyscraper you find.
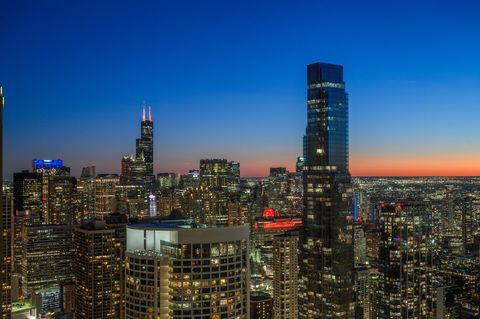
[136,106,154,189]
[299,62,355,318]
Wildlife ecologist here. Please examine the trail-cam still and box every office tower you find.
[105,213,128,319]
[365,228,380,261]
[156,190,182,217]
[273,232,298,319]
[20,224,75,308]
[286,171,303,215]
[299,62,355,318]
[179,170,200,189]
[47,173,77,224]
[1,87,12,318]
[77,165,96,221]
[199,159,231,226]
[250,292,273,319]
[200,159,229,188]
[265,168,289,214]
[157,172,177,190]
[354,222,367,267]
[238,179,262,223]
[228,201,248,226]
[136,106,154,188]
[120,154,147,184]
[377,202,434,319]
[461,196,474,253]
[74,220,116,319]
[125,220,250,318]
[227,161,241,194]
[95,174,119,218]
[119,155,149,217]
[0,125,13,319]
[354,267,370,319]
[14,160,76,225]
[13,171,42,219]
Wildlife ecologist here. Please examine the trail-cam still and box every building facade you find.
[125,220,250,318]
[74,220,117,319]
[273,232,298,319]
[299,62,355,318]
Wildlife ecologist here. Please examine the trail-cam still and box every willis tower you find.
[299,62,355,318]
[136,106,154,190]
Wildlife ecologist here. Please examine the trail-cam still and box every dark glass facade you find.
[136,108,154,184]
[299,62,355,318]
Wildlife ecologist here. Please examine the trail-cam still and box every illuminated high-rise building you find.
[0,97,12,317]
[74,220,116,319]
[14,160,76,225]
[266,168,289,214]
[354,223,367,267]
[105,213,128,319]
[199,159,231,226]
[77,165,96,221]
[136,106,154,189]
[179,170,200,189]
[354,267,370,319]
[299,62,354,318]
[13,171,42,220]
[250,292,273,319]
[125,220,250,318]
[1,90,11,318]
[157,172,177,190]
[120,154,147,185]
[95,174,120,218]
[377,202,434,319]
[20,224,75,308]
[273,232,298,319]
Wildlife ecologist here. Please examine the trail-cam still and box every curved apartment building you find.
[125,220,250,319]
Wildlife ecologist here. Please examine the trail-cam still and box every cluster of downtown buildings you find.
[0,63,479,319]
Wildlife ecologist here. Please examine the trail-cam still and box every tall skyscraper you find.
[74,220,116,319]
[77,165,96,220]
[0,85,11,319]
[273,232,299,319]
[199,159,234,226]
[95,174,120,218]
[14,160,77,225]
[299,62,355,318]
[20,224,75,312]
[266,167,289,214]
[136,106,154,188]
[377,202,435,319]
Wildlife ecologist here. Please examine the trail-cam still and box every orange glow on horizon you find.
[238,155,480,177]
[158,155,480,177]
[350,155,480,176]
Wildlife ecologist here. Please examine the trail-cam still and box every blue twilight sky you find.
[1,0,480,177]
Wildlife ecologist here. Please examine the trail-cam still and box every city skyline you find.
[2,1,480,177]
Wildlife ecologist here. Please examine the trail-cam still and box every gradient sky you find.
[2,0,480,177]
